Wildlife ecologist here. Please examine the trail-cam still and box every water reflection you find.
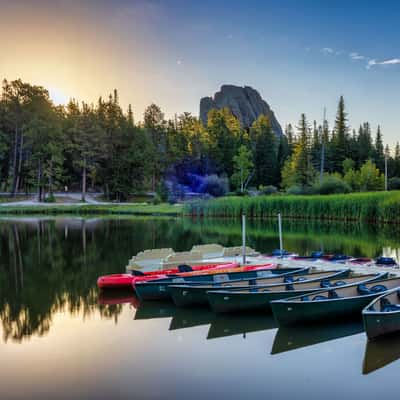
[2,215,400,344]
[169,308,214,330]
[363,333,400,374]
[271,321,364,355]
[207,314,277,339]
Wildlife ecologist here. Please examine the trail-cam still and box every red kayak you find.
[97,262,240,289]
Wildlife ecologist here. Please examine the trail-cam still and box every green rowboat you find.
[169,269,351,308]
[135,267,308,301]
[363,288,400,339]
[270,276,400,325]
[207,272,387,313]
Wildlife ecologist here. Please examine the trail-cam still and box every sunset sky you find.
[2,0,400,144]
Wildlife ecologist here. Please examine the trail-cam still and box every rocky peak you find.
[200,85,283,135]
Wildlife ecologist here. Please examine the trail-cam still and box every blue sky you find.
[1,0,400,145]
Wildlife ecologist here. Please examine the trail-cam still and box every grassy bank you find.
[184,191,400,223]
[0,203,183,216]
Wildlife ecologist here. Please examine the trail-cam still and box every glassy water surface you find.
[1,216,400,400]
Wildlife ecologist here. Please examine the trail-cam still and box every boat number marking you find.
[287,307,292,311]
[376,319,381,323]
[159,286,166,292]
[223,296,230,301]
[182,291,188,296]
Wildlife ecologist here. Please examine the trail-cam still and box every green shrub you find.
[312,176,351,195]
[389,177,400,191]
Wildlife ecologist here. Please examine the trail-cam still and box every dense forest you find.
[0,79,399,202]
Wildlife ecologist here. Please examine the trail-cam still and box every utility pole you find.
[320,107,326,181]
[385,152,388,191]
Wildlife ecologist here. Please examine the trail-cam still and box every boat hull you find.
[271,293,380,325]
[208,288,315,313]
[363,311,400,339]
[169,270,349,308]
[135,267,306,301]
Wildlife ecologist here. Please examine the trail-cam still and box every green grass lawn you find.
[0,203,183,216]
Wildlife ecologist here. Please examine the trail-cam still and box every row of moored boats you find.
[97,245,400,340]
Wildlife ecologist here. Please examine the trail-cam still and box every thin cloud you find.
[321,47,334,55]
[350,52,366,60]
[316,46,400,69]
[367,58,400,69]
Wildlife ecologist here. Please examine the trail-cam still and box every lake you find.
[1,216,400,400]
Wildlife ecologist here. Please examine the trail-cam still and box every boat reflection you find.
[169,308,215,330]
[98,289,140,307]
[207,314,277,339]
[133,301,177,320]
[363,333,400,374]
[271,320,364,354]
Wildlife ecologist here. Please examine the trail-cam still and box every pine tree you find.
[332,96,349,173]
[250,115,278,186]
[373,125,385,171]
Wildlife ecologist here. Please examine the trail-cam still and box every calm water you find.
[1,216,400,400]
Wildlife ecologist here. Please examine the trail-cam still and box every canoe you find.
[270,276,400,325]
[97,262,239,289]
[363,288,400,339]
[375,256,397,266]
[169,269,351,308]
[207,272,386,314]
[134,266,307,301]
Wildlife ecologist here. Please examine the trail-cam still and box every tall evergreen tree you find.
[250,115,278,186]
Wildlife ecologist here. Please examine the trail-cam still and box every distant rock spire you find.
[199,85,283,135]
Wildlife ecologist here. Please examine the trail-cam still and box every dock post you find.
[242,213,246,264]
[278,213,283,258]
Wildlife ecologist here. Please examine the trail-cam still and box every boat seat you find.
[333,281,346,287]
[312,295,328,301]
[320,280,331,288]
[328,290,339,299]
[294,277,307,282]
[370,284,388,293]
[248,279,257,285]
[285,283,295,291]
[301,295,310,301]
[358,284,388,295]
[380,297,392,308]
[382,304,400,312]
[284,276,294,283]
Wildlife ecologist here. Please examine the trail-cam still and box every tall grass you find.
[184,191,400,223]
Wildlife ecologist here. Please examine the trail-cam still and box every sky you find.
[1,0,400,145]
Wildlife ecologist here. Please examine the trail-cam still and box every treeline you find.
[0,79,399,201]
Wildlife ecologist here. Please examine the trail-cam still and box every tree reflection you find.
[1,216,400,343]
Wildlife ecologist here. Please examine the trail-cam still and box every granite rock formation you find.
[200,85,283,135]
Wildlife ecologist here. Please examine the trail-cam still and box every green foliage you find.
[388,177,400,191]
[207,108,241,176]
[250,115,278,186]
[312,175,351,195]
[231,145,254,192]
[281,114,315,189]
[259,185,278,195]
[185,191,400,223]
